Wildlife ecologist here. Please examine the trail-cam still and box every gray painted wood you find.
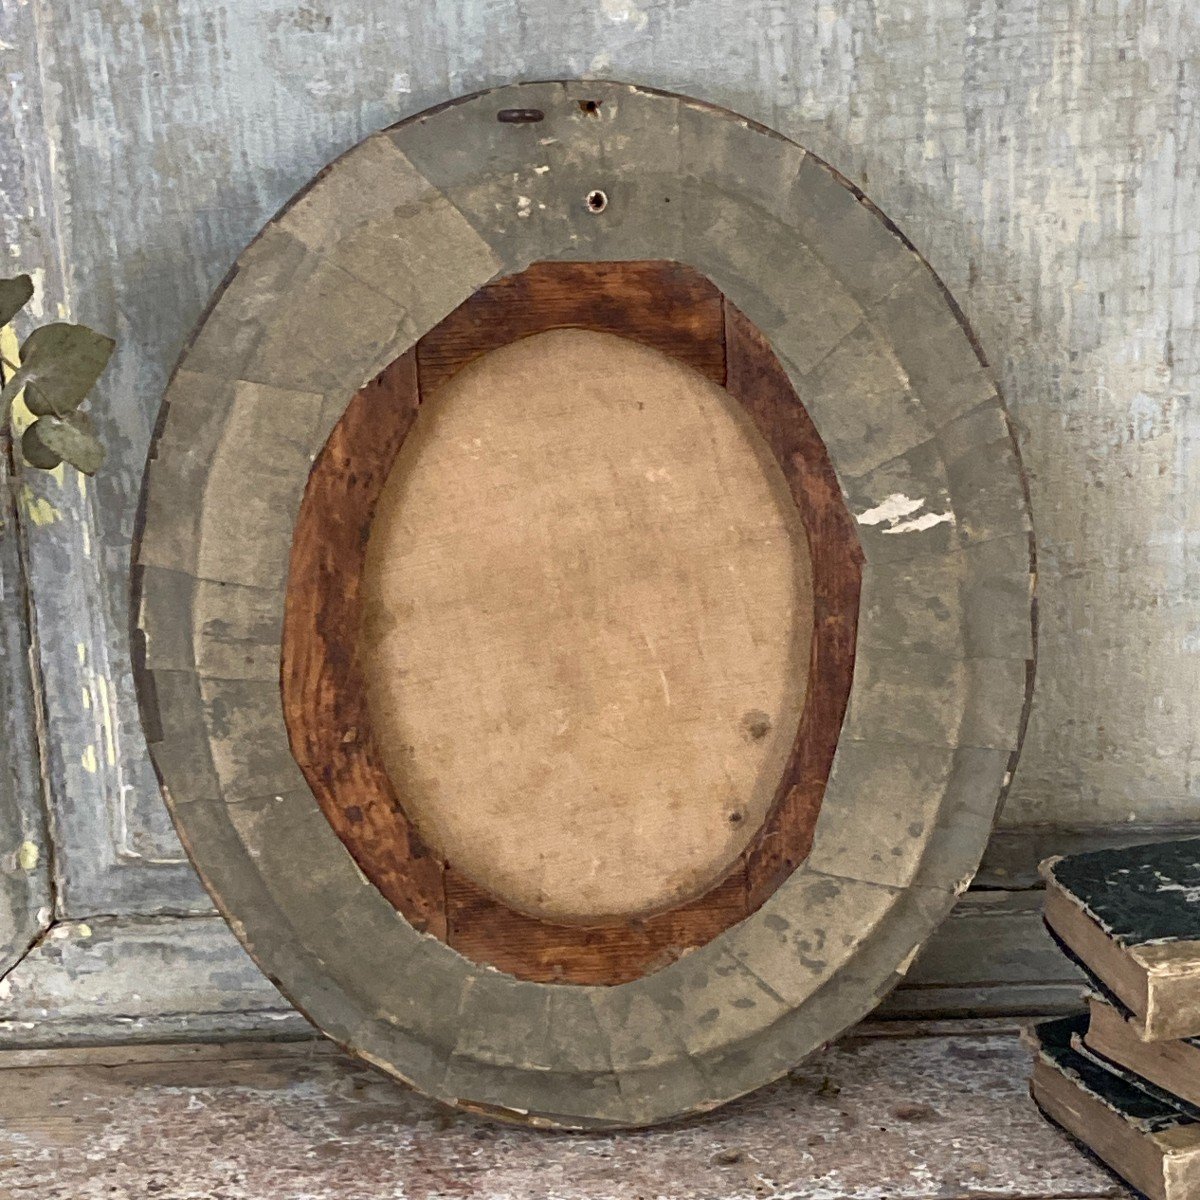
[0,443,51,975]
[0,0,53,977]
[0,0,209,919]
[0,915,310,1047]
[0,1029,1126,1199]
[0,0,1197,1042]
[0,894,1085,1048]
[882,891,1087,1017]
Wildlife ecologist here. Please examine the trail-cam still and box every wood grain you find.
[281,260,862,984]
[724,305,864,905]
[281,352,447,937]
[416,259,727,394]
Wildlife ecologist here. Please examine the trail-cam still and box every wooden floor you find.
[0,1021,1128,1200]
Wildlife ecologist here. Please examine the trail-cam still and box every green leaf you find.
[0,275,34,327]
[20,421,63,470]
[23,413,105,475]
[16,322,115,417]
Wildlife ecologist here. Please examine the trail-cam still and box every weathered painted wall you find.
[1,0,1198,1037]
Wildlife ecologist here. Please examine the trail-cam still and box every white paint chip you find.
[857,493,925,526]
[858,492,955,536]
[883,511,955,535]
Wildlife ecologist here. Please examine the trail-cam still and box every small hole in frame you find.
[496,108,545,124]
[586,189,608,214]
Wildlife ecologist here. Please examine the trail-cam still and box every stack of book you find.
[1026,838,1200,1200]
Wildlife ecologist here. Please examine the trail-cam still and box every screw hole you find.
[579,99,602,116]
[496,108,545,124]
[586,189,608,214]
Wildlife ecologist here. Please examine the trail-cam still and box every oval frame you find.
[132,80,1036,1129]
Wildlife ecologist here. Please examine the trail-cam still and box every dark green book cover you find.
[1070,1024,1200,1122]
[1047,838,1200,946]
[1032,1014,1198,1135]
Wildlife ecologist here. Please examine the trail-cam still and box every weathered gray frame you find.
[133,80,1035,1128]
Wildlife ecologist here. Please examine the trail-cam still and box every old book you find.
[1085,994,1200,1111]
[1028,1015,1200,1200]
[1041,838,1200,1040]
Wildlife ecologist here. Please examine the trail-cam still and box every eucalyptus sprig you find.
[0,274,114,475]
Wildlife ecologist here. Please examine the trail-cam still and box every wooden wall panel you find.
[1,0,1196,1032]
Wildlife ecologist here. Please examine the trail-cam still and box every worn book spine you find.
[1027,1015,1200,1200]
[1041,838,1200,1040]
[1070,1028,1200,1121]
[1084,995,1200,1111]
